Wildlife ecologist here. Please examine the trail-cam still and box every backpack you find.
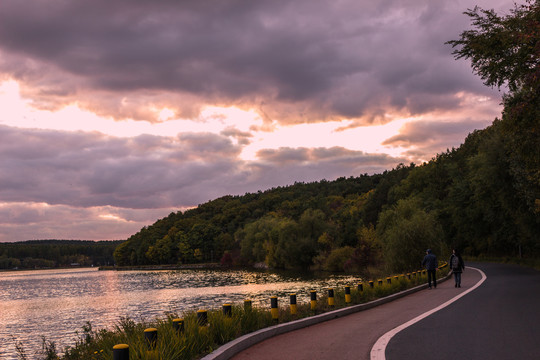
[451,255,460,270]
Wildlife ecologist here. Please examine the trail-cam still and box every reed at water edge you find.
[18,265,446,360]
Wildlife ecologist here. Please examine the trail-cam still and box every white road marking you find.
[370,267,487,360]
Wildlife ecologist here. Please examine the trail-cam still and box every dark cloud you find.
[253,146,406,190]
[382,118,494,160]
[0,202,172,242]
[0,0,514,241]
[0,0,510,123]
[220,127,253,145]
[0,125,403,211]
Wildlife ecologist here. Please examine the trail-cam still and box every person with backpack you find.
[449,249,465,287]
[422,249,438,289]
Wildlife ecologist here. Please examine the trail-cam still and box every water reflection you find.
[0,268,361,359]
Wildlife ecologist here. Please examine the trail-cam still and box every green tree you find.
[447,0,539,93]
[448,0,540,257]
[145,235,176,264]
[377,198,444,273]
[323,246,355,272]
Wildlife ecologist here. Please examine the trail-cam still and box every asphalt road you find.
[386,262,540,360]
[228,262,539,360]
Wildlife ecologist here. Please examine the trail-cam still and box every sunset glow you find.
[0,0,511,241]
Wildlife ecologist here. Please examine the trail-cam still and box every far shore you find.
[0,265,96,273]
[98,262,222,271]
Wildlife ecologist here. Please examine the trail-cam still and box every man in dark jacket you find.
[449,249,465,288]
[422,249,438,289]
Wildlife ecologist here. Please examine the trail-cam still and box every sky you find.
[0,0,514,242]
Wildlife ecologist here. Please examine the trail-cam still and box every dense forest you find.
[0,240,122,269]
[114,1,540,273]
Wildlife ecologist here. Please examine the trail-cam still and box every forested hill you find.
[114,117,539,273]
[0,240,122,269]
[114,2,540,273]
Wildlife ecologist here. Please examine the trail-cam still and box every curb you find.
[201,272,452,360]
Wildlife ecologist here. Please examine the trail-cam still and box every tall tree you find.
[448,0,540,257]
[447,0,539,93]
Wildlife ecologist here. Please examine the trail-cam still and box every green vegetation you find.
[19,267,444,360]
[0,240,122,270]
[114,0,539,273]
[9,2,539,359]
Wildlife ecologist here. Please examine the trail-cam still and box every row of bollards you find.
[112,267,445,359]
[111,317,188,359]
[111,283,384,358]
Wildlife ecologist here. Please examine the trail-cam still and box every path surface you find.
[386,262,540,360]
[231,267,482,360]
[230,263,539,360]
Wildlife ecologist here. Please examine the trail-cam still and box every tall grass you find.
[18,267,446,360]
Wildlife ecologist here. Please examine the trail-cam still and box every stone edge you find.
[201,272,452,360]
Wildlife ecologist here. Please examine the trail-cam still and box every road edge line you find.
[201,272,452,360]
[369,267,487,360]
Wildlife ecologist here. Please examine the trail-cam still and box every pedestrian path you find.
[228,268,483,360]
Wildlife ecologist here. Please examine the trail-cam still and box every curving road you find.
[228,262,539,360]
[386,262,540,360]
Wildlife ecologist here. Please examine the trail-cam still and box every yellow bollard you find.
[369,280,374,288]
[113,344,129,360]
[378,279,383,286]
[244,299,252,312]
[223,303,232,317]
[197,309,208,326]
[172,318,184,334]
[395,276,399,282]
[290,294,297,315]
[144,328,158,359]
[328,288,335,307]
[270,296,279,321]
[345,286,351,304]
[144,328,157,349]
[386,277,391,284]
[310,290,317,310]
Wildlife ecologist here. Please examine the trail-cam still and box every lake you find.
[0,267,360,359]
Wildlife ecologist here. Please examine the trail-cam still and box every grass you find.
[18,266,447,360]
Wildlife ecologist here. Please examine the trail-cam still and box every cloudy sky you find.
[0,0,513,242]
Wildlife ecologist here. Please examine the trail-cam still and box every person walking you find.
[449,249,465,287]
[422,249,438,289]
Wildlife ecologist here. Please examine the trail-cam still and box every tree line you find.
[114,1,540,274]
[0,240,122,269]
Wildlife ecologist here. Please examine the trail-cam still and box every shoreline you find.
[98,262,222,271]
[0,265,96,273]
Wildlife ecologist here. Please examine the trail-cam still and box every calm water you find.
[0,267,359,359]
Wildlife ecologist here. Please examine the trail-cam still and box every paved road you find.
[230,262,539,360]
[386,262,540,360]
